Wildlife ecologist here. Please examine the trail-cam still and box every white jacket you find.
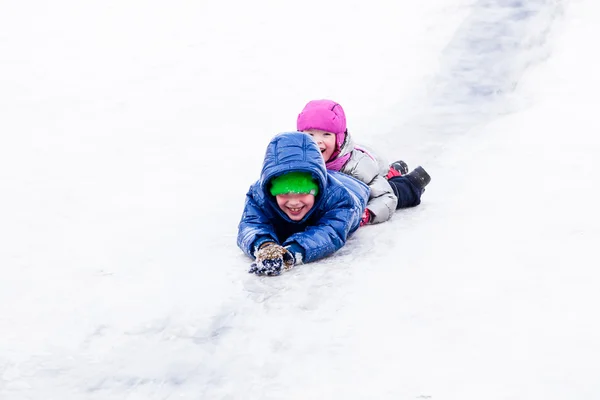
[336,135,398,224]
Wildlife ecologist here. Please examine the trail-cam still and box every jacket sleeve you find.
[237,186,279,259]
[345,152,398,224]
[282,186,364,263]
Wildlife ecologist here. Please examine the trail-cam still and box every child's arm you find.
[237,186,279,259]
[366,174,398,223]
[283,187,363,263]
[345,152,397,224]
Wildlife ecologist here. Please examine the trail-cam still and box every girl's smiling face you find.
[304,129,337,162]
[275,193,315,221]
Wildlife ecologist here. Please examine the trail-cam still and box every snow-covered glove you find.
[248,243,295,276]
[360,208,372,227]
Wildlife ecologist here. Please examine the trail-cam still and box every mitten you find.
[360,208,371,227]
[249,243,295,276]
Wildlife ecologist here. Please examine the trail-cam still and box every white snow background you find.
[1,0,599,399]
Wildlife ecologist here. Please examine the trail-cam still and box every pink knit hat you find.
[296,99,347,150]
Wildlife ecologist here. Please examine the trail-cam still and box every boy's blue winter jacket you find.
[237,132,370,263]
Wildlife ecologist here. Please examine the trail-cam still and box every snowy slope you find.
[1,0,599,399]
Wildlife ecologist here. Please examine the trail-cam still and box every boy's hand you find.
[249,243,295,276]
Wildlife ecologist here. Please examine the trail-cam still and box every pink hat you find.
[296,99,347,150]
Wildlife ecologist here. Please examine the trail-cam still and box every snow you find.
[1,0,599,398]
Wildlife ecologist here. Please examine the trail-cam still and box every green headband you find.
[269,171,319,196]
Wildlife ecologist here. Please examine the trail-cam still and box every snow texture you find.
[1,0,599,399]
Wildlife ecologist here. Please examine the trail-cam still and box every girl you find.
[297,99,430,225]
[237,131,370,276]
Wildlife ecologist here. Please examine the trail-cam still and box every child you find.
[297,99,431,225]
[237,131,370,276]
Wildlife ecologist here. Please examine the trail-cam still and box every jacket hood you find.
[259,132,327,221]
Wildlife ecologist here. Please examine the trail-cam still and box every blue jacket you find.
[237,132,370,263]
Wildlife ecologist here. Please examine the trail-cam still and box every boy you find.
[237,131,370,276]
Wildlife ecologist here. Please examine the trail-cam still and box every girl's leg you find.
[388,176,422,208]
[388,166,431,209]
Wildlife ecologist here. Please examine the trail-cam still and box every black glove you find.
[248,243,295,276]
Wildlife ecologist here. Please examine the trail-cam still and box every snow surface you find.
[1,0,599,399]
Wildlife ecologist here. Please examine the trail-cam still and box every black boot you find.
[406,166,431,190]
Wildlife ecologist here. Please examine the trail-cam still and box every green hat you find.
[269,171,319,196]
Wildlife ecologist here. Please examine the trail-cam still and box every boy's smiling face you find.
[304,129,337,162]
[275,193,315,221]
